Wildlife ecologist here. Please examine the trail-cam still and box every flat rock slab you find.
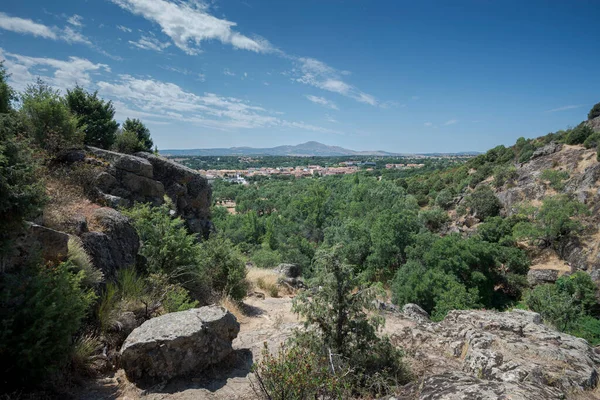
[120,306,240,384]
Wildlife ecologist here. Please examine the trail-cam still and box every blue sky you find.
[0,0,599,152]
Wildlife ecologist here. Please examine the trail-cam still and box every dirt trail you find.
[75,296,300,400]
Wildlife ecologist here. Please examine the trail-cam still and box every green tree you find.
[293,247,408,395]
[0,61,15,114]
[0,113,46,251]
[66,85,119,149]
[589,102,600,120]
[435,189,454,209]
[465,185,502,221]
[114,129,145,154]
[565,125,594,145]
[20,79,82,152]
[123,118,153,151]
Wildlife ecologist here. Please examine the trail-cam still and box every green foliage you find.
[513,195,588,248]
[526,284,579,331]
[588,102,600,120]
[0,61,15,113]
[0,112,46,247]
[564,124,594,145]
[568,316,600,346]
[198,236,248,301]
[252,343,349,400]
[113,129,146,154]
[252,247,281,269]
[0,262,95,387]
[539,169,569,191]
[66,85,119,149]
[434,189,454,209]
[465,185,502,221]
[292,247,409,396]
[122,118,153,152]
[555,272,598,316]
[583,131,600,149]
[493,165,518,188]
[419,207,450,232]
[122,203,205,288]
[20,79,82,152]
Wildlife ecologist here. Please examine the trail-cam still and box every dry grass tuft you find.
[246,268,284,298]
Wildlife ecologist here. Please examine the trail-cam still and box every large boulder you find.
[80,208,139,278]
[120,306,240,384]
[392,309,600,396]
[527,269,561,286]
[274,263,301,278]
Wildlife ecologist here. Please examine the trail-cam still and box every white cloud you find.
[67,15,84,27]
[295,57,377,106]
[411,96,420,100]
[305,95,338,110]
[111,0,274,55]
[117,25,133,33]
[129,35,171,52]
[97,74,341,133]
[161,65,206,81]
[223,68,235,76]
[0,12,57,39]
[424,122,433,127]
[443,119,459,126]
[545,104,584,113]
[0,48,111,92]
[62,26,92,46]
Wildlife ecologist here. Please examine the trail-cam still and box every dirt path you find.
[75,296,300,400]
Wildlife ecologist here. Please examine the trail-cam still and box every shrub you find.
[568,316,600,346]
[0,113,46,248]
[252,343,349,400]
[113,130,145,154]
[252,247,281,269]
[434,189,454,209]
[65,85,119,149]
[418,207,450,232]
[539,169,569,191]
[583,131,600,149]
[20,79,82,153]
[465,186,502,221]
[292,247,409,396]
[564,125,594,145]
[198,236,249,301]
[69,333,102,377]
[526,283,580,331]
[493,165,518,188]
[589,102,600,120]
[0,262,96,388]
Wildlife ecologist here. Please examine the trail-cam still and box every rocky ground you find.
[74,295,600,400]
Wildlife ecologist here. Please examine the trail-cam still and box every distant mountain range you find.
[162,141,480,157]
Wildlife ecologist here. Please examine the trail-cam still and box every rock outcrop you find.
[526,269,560,286]
[120,306,240,384]
[86,147,211,237]
[81,207,139,278]
[393,308,600,398]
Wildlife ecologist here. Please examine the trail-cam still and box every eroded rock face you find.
[120,306,240,384]
[81,208,139,278]
[86,147,212,238]
[526,269,560,286]
[394,309,600,397]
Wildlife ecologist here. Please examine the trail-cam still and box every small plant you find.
[69,333,102,377]
[67,237,103,286]
[539,169,569,191]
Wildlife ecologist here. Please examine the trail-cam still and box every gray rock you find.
[274,263,301,278]
[120,306,240,383]
[81,208,139,278]
[14,224,70,266]
[527,269,560,286]
[98,192,131,209]
[119,171,165,201]
[531,142,563,159]
[114,155,154,178]
[393,309,600,395]
[95,172,118,192]
[55,148,86,164]
[401,371,564,399]
[402,303,430,322]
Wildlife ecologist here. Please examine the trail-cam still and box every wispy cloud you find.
[111,0,274,55]
[223,68,235,76]
[129,35,171,52]
[443,119,459,126]
[117,25,132,33]
[305,95,339,110]
[161,65,205,81]
[294,57,377,106]
[424,122,433,127]
[67,15,84,27]
[0,12,57,39]
[545,104,584,113]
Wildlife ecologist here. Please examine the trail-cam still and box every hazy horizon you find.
[1,0,599,153]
